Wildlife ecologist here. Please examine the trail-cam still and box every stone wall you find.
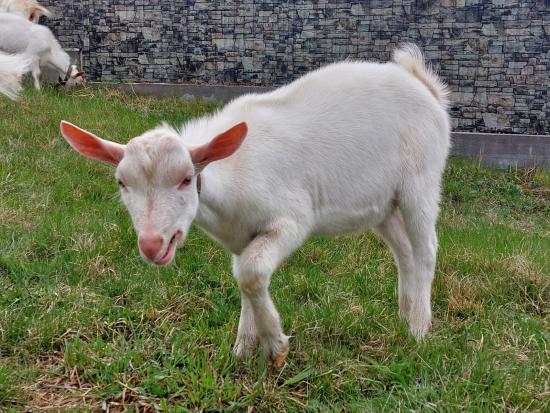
[41,0,549,134]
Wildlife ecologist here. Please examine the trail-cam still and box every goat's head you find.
[61,65,85,88]
[60,121,247,266]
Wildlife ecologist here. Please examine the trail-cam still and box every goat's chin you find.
[152,241,177,266]
[150,229,184,266]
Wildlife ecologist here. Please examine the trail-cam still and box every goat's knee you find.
[233,249,273,297]
[236,270,268,297]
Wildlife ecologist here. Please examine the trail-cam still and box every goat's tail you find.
[392,44,449,109]
[0,52,30,100]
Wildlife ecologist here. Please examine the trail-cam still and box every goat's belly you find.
[313,203,390,236]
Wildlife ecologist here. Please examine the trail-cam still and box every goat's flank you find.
[60,44,451,366]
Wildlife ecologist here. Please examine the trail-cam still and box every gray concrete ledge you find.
[92,82,549,169]
[451,132,549,168]
[91,81,273,102]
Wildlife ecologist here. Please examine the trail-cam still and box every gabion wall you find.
[42,0,549,134]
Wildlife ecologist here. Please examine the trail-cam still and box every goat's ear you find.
[190,122,247,171]
[60,121,125,166]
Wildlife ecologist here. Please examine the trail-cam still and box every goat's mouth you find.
[154,230,183,266]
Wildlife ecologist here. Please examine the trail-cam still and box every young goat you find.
[0,0,51,23]
[0,12,83,90]
[61,45,450,366]
[0,52,29,99]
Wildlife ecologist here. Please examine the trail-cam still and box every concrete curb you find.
[451,132,549,168]
[90,81,274,102]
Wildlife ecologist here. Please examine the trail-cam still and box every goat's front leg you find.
[232,293,257,359]
[232,220,307,366]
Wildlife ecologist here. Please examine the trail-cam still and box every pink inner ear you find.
[190,122,248,169]
[60,121,124,166]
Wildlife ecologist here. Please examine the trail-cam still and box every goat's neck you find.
[194,165,227,226]
[194,164,249,254]
[183,115,253,251]
[49,47,71,77]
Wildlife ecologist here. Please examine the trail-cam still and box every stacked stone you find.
[42,0,549,135]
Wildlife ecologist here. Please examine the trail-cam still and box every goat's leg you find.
[375,207,415,322]
[232,219,307,365]
[399,182,440,340]
[232,292,257,359]
[31,57,41,90]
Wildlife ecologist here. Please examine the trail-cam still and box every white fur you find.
[0,0,50,22]
[0,52,29,99]
[0,12,70,90]
[63,45,451,363]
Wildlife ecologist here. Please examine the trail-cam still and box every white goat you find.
[60,45,450,366]
[0,0,51,22]
[0,12,81,90]
[0,52,29,99]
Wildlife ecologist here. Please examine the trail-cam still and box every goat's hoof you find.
[270,346,290,367]
[265,335,290,367]
[410,320,432,341]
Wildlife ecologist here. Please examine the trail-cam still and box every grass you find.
[1,85,549,412]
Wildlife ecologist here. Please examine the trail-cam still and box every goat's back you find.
[221,59,450,180]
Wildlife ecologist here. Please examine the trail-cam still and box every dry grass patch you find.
[0,202,30,229]
[441,271,485,321]
[503,254,549,316]
[22,352,159,413]
[82,255,117,279]
[22,352,96,412]
[145,292,214,325]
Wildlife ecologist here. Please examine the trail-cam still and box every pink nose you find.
[139,233,163,261]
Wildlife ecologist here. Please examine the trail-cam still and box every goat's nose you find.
[139,232,163,261]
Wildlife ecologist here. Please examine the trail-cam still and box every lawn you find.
[1,86,549,412]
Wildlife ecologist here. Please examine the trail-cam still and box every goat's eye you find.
[117,180,126,189]
[178,176,193,189]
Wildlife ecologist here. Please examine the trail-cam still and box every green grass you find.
[1,86,549,412]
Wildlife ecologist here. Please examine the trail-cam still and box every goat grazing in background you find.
[0,12,83,90]
[60,44,450,366]
[0,0,50,22]
[0,52,29,99]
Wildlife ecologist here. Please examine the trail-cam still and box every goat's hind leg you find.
[399,182,440,340]
[30,57,41,90]
[375,207,416,323]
